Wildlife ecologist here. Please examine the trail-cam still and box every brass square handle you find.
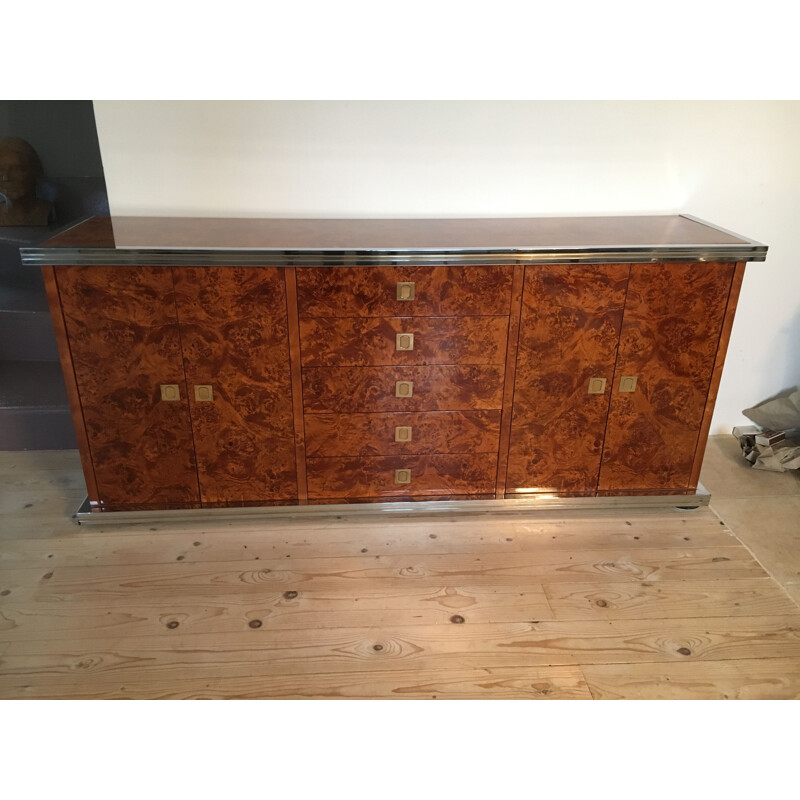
[395,426,412,442]
[396,282,415,301]
[395,380,413,398]
[394,468,412,484]
[619,376,638,393]
[587,377,607,395]
[194,384,214,402]
[160,384,181,402]
[396,333,414,351]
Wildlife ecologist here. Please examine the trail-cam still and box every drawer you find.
[306,454,498,498]
[299,316,509,367]
[302,366,505,413]
[304,410,502,457]
[296,266,513,317]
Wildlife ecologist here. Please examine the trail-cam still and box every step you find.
[0,238,51,312]
[0,310,59,361]
[0,360,76,450]
[0,406,77,449]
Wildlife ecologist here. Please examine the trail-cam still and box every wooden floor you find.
[1,443,800,699]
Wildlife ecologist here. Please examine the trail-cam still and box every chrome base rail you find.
[73,486,711,525]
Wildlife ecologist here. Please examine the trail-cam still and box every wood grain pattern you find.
[583,658,800,699]
[688,261,746,489]
[27,548,765,600]
[296,266,513,317]
[0,667,593,700]
[173,267,297,503]
[299,316,509,366]
[495,265,525,497]
[54,266,199,506]
[41,266,100,503]
[0,585,555,641]
[88,502,203,512]
[506,264,630,494]
[0,514,739,567]
[306,454,498,498]
[302,366,505,413]
[544,578,799,620]
[3,449,799,700]
[306,495,496,504]
[200,500,300,508]
[4,617,799,680]
[283,268,309,503]
[304,411,501,457]
[598,262,735,491]
[596,489,693,497]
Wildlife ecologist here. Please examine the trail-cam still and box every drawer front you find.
[302,366,505,413]
[296,266,513,317]
[299,316,509,367]
[304,410,502,457]
[306,454,498,498]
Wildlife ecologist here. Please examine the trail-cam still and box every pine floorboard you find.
[1,449,799,699]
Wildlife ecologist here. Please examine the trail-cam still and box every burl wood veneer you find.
[54,266,200,506]
[29,215,765,515]
[172,267,297,502]
[597,262,735,491]
[306,454,498,498]
[506,264,630,494]
[299,316,509,367]
[302,366,506,413]
[304,411,502,457]
[296,266,513,317]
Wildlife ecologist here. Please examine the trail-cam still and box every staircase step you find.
[0,361,76,449]
[0,361,68,408]
[0,407,77,449]
[0,310,59,361]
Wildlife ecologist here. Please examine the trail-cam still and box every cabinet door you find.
[506,264,630,494]
[598,262,735,491]
[173,267,297,503]
[55,266,200,507]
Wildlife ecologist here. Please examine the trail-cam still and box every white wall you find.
[93,101,800,433]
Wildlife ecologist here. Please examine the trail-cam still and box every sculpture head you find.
[0,137,51,225]
[0,137,44,201]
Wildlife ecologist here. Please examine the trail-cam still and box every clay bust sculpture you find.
[0,137,53,226]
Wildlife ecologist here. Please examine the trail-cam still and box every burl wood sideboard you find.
[22,215,766,522]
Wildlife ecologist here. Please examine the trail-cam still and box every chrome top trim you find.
[22,214,768,266]
[679,214,766,248]
[21,243,767,267]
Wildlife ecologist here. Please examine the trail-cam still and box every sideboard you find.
[21,215,767,521]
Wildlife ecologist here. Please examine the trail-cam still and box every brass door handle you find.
[160,384,181,401]
[587,377,607,395]
[395,381,413,398]
[396,333,414,351]
[396,282,415,301]
[395,426,412,442]
[194,384,214,402]
[394,469,412,484]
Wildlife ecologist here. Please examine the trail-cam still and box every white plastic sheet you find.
[740,389,800,472]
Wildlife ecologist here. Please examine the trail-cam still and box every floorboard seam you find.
[708,503,800,607]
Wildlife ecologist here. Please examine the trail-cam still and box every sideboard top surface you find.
[22,214,767,266]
